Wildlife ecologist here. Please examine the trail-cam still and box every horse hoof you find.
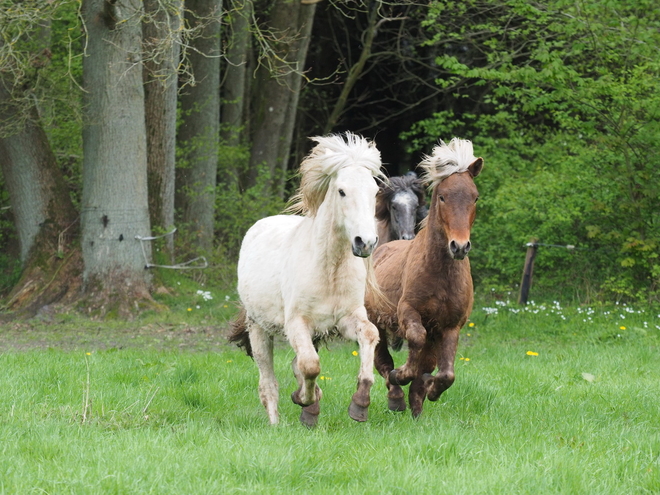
[389,369,412,386]
[348,401,369,422]
[300,408,319,428]
[291,390,313,407]
[388,396,406,412]
[411,408,423,419]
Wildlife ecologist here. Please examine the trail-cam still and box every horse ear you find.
[468,157,483,178]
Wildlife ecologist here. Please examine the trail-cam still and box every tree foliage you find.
[406,0,660,302]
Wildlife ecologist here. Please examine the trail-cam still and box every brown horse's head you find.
[433,157,483,259]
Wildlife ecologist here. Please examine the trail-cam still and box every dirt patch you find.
[0,318,234,353]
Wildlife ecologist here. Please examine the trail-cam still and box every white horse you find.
[230,133,385,427]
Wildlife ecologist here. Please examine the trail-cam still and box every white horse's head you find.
[333,165,380,257]
[288,132,385,258]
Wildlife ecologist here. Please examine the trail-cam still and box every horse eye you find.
[339,189,346,197]
[475,196,480,203]
[438,195,445,203]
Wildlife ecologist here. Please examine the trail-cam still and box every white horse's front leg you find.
[247,321,279,425]
[286,316,322,426]
[339,307,379,422]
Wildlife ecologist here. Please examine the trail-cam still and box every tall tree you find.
[221,0,252,150]
[176,0,222,253]
[247,0,317,194]
[0,9,81,314]
[81,0,153,313]
[143,0,183,258]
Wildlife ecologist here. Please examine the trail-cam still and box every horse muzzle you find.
[352,236,377,258]
[449,239,471,260]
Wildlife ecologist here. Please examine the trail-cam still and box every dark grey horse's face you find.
[390,190,419,240]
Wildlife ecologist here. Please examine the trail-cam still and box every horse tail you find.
[228,307,253,358]
[364,257,393,311]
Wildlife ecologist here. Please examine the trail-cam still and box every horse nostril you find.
[354,236,365,249]
[465,241,471,253]
[449,240,458,254]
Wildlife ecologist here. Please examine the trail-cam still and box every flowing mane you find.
[419,138,478,190]
[288,132,384,216]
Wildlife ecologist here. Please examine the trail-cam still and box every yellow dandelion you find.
[226,360,233,363]
[223,305,228,308]
[619,326,626,330]
[526,351,539,356]
[320,376,325,380]
[86,352,91,356]
[187,308,192,312]
[464,358,470,361]
[468,322,475,327]
[467,333,471,337]
[352,350,358,356]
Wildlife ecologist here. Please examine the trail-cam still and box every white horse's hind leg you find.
[339,308,379,422]
[247,322,279,425]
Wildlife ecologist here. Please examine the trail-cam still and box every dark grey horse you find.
[376,173,428,244]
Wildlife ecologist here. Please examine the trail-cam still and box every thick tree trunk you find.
[221,0,252,149]
[176,0,222,254]
[81,0,153,315]
[0,99,81,315]
[143,0,183,258]
[247,0,316,194]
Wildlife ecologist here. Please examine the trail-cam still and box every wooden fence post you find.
[518,240,538,305]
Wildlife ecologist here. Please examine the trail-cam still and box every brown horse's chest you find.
[405,266,473,331]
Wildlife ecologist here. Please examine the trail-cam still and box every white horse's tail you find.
[228,307,253,357]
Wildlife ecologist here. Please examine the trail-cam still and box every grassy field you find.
[0,296,659,494]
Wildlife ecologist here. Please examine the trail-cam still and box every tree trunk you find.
[0,20,82,316]
[143,0,183,259]
[176,0,222,254]
[221,0,252,148]
[81,0,153,315]
[247,0,317,194]
[0,98,81,315]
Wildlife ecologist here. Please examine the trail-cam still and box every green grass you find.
[0,300,659,493]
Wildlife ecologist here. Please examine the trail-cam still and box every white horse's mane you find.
[288,132,384,216]
[419,138,478,190]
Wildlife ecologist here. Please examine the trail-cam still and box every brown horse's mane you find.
[419,138,478,190]
[375,174,426,222]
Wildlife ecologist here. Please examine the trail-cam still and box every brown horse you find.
[365,138,483,418]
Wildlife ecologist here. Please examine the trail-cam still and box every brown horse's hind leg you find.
[408,376,427,418]
[426,327,459,401]
[409,342,438,417]
[374,334,405,411]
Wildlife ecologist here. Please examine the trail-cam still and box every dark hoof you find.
[291,389,313,407]
[300,406,319,428]
[348,400,369,422]
[411,408,423,419]
[388,396,406,412]
[389,369,412,387]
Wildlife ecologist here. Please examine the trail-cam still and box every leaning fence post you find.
[518,239,538,305]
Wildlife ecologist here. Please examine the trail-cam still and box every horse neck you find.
[311,199,355,277]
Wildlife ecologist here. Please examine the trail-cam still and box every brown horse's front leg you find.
[389,301,426,387]
[426,327,459,401]
[374,329,405,412]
